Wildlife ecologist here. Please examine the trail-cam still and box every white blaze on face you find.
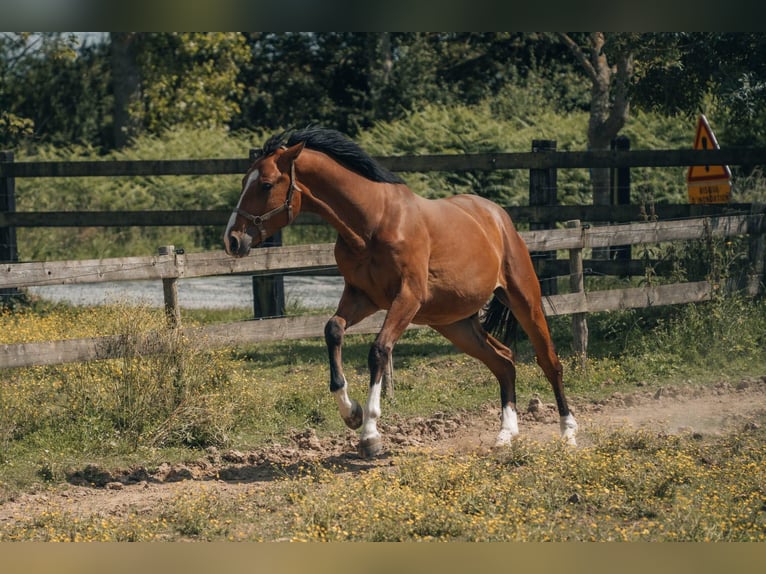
[225,168,260,238]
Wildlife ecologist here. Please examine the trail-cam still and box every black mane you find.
[260,127,404,185]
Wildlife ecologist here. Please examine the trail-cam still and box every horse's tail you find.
[481,295,518,346]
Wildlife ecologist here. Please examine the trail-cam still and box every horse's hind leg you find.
[501,284,578,445]
[433,316,520,447]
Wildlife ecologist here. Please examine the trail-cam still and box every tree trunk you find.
[110,33,142,148]
[587,33,614,207]
[559,32,634,258]
[367,33,393,120]
[560,32,634,207]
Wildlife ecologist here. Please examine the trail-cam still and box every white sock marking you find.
[560,413,578,446]
[495,405,519,446]
[360,381,382,442]
[332,378,355,421]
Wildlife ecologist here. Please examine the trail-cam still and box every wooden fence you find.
[4,143,766,314]
[3,146,765,233]
[1,144,765,369]
[1,211,764,369]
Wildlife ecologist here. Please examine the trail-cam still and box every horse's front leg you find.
[324,287,377,431]
[325,314,363,429]
[358,293,420,457]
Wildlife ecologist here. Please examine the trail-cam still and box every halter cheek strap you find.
[235,159,300,244]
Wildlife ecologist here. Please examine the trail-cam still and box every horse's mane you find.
[260,127,405,185]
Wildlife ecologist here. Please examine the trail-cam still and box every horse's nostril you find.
[228,234,240,253]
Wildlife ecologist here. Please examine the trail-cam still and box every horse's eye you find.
[262,182,273,192]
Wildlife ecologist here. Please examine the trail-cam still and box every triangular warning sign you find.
[686,114,731,182]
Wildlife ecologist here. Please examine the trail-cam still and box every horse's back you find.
[441,193,515,228]
[423,193,516,250]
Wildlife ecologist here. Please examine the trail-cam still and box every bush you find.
[66,307,236,449]
[0,304,238,454]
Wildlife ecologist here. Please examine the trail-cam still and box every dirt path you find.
[1,375,765,525]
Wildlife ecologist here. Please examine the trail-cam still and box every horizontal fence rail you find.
[2,148,765,179]
[2,214,760,289]
[0,203,760,229]
[2,144,765,370]
[2,213,764,369]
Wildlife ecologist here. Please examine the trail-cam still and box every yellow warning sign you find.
[687,114,731,203]
[687,181,731,204]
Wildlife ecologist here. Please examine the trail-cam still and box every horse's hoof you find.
[358,436,383,458]
[493,428,517,448]
[344,401,363,430]
[560,414,578,447]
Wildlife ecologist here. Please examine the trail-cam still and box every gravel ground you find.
[28,274,345,310]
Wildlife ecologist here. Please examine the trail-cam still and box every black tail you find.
[481,295,518,346]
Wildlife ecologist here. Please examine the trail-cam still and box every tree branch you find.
[557,32,598,84]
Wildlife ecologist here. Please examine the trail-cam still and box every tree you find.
[630,33,766,148]
[0,33,106,149]
[109,33,251,146]
[234,33,442,135]
[558,32,635,206]
[111,33,141,148]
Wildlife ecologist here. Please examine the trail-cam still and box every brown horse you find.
[224,128,577,456]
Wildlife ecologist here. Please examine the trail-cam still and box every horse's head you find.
[224,141,305,256]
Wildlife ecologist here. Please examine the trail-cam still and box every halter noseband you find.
[235,155,300,244]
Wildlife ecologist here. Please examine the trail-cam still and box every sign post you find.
[686,114,732,204]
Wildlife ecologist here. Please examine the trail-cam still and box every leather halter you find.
[235,156,300,244]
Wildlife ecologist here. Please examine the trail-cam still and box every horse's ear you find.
[282,140,306,162]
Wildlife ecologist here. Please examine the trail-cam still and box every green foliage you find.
[359,95,693,206]
[0,304,237,458]
[5,32,766,154]
[0,33,107,148]
[11,98,728,261]
[133,33,251,134]
[14,128,265,260]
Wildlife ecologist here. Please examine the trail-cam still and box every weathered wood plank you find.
[179,244,338,278]
[193,310,394,348]
[0,310,410,369]
[541,281,713,316]
[0,244,338,288]
[1,204,759,229]
[3,149,764,180]
[0,338,105,368]
[0,281,713,369]
[522,214,760,252]
[0,210,231,228]
[0,158,250,178]
[0,253,179,287]
[2,216,759,289]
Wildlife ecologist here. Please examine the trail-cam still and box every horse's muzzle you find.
[224,230,253,257]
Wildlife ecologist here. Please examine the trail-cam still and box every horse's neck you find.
[300,158,386,252]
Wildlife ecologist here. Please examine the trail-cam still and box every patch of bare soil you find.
[1,375,765,525]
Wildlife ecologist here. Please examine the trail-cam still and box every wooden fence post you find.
[252,233,286,319]
[610,136,631,268]
[159,245,181,328]
[248,148,286,319]
[566,220,588,365]
[747,205,766,297]
[0,151,20,306]
[529,140,558,295]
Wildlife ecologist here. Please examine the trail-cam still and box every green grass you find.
[2,425,764,542]
[0,291,765,540]
[276,426,766,542]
